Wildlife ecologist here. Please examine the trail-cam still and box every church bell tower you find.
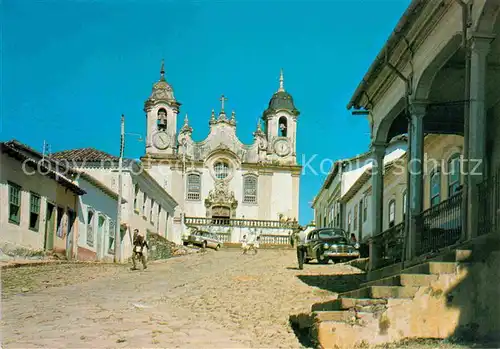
[262,69,300,163]
[144,60,181,156]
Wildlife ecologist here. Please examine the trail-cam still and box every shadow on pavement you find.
[296,273,366,293]
[289,319,316,349]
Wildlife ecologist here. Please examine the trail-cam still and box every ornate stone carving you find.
[204,181,238,212]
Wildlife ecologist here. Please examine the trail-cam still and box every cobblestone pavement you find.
[2,249,365,349]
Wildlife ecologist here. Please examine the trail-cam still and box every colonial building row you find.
[0,140,178,262]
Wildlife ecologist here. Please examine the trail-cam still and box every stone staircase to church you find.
[290,234,500,348]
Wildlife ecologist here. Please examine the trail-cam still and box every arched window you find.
[157,108,167,130]
[186,173,201,200]
[214,161,230,180]
[388,200,396,228]
[430,169,441,207]
[448,154,461,196]
[278,116,288,137]
[243,175,258,204]
[402,191,407,221]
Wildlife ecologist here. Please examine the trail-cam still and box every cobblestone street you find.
[1,249,365,349]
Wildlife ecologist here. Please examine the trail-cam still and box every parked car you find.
[302,228,360,264]
[184,229,223,250]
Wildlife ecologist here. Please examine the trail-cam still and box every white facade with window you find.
[0,141,84,259]
[73,172,125,261]
[141,65,301,241]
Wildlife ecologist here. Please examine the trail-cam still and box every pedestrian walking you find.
[295,229,308,270]
[241,234,249,255]
[131,229,149,270]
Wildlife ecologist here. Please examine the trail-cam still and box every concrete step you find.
[360,273,438,288]
[311,298,387,312]
[340,285,418,299]
[403,261,457,275]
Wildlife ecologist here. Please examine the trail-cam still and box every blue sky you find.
[2,0,410,225]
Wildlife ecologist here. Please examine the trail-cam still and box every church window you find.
[278,116,288,137]
[214,161,230,180]
[187,173,201,200]
[157,108,167,130]
[243,175,258,204]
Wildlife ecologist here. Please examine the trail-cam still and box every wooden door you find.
[45,203,55,250]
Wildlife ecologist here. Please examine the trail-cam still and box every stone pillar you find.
[369,142,386,271]
[408,101,426,259]
[468,33,494,239]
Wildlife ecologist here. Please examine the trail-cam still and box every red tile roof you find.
[51,148,119,162]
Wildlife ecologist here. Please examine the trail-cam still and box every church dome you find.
[147,60,177,103]
[264,69,300,116]
[267,91,298,113]
[151,80,175,101]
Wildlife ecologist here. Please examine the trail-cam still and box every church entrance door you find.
[211,206,230,225]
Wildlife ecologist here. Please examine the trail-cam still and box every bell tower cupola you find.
[144,59,181,156]
[262,69,300,162]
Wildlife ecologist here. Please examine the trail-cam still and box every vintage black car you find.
[301,228,360,264]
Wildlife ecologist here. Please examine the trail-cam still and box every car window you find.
[318,229,347,239]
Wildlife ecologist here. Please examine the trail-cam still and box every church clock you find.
[274,138,291,157]
[152,131,171,150]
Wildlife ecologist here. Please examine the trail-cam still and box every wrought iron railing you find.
[416,191,463,256]
[371,221,405,269]
[478,168,500,236]
[184,216,299,229]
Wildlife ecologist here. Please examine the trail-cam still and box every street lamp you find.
[114,115,143,263]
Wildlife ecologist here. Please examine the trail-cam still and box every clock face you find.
[274,139,290,156]
[153,131,170,150]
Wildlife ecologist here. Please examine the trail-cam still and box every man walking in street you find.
[294,228,308,270]
[131,229,149,270]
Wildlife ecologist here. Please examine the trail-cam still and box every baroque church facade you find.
[141,62,301,242]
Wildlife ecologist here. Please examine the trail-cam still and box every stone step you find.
[313,310,357,323]
[360,273,439,288]
[403,261,457,275]
[340,285,418,299]
[311,298,387,312]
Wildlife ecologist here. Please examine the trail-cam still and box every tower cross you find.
[219,94,228,112]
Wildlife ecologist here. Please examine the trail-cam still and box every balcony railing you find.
[216,233,231,243]
[416,191,463,256]
[371,221,405,269]
[259,234,291,245]
[184,216,299,229]
[478,168,500,236]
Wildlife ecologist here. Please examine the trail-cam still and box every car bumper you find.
[323,251,360,258]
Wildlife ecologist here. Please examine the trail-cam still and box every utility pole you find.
[115,114,125,263]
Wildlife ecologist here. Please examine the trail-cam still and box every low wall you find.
[185,225,294,245]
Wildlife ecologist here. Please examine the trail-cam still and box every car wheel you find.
[215,244,220,251]
[183,241,188,246]
[316,250,329,264]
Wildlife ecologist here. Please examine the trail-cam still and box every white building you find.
[312,136,407,241]
[140,63,301,243]
[73,171,127,261]
[51,148,178,260]
[0,140,85,259]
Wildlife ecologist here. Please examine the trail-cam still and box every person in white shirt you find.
[241,235,249,254]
